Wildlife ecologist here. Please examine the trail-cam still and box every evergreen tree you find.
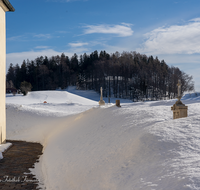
[6,51,194,100]
[6,63,15,85]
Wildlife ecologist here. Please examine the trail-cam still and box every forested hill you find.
[6,50,194,100]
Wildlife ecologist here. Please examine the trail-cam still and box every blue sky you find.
[6,0,200,91]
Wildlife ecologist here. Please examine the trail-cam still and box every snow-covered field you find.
[2,87,200,190]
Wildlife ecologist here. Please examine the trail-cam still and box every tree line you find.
[6,50,194,100]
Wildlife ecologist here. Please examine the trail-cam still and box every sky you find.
[5,0,200,91]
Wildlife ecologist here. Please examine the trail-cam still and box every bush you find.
[20,81,32,95]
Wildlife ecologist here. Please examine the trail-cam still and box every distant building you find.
[0,0,15,144]
[6,88,17,94]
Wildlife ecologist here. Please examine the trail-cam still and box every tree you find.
[6,63,15,85]
[6,80,15,88]
[6,51,194,100]
[20,81,32,95]
[20,60,28,82]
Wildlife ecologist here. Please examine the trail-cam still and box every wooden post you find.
[116,100,121,107]
[99,87,105,106]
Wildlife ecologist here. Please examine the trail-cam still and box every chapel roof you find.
[2,0,15,12]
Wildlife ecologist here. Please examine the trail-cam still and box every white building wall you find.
[0,5,7,144]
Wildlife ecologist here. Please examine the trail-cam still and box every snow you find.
[65,86,133,103]
[0,143,12,159]
[6,90,98,117]
[3,88,200,189]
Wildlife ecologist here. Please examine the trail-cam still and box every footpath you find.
[0,140,43,190]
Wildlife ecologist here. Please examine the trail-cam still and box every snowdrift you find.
[6,90,98,117]
[4,90,200,189]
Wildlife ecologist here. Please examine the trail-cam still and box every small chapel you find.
[0,0,14,144]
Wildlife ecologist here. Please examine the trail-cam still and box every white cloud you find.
[121,23,133,27]
[83,23,133,37]
[190,18,200,22]
[139,18,200,54]
[7,35,25,41]
[34,34,52,39]
[7,33,54,42]
[35,46,50,49]
[69,42,88,47]
[57,31,68,34]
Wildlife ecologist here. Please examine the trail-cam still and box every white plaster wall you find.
[0,5,6,144]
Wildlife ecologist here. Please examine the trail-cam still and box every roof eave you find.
[2,0,15,12]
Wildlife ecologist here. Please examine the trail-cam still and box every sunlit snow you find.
[2,88,200,190]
